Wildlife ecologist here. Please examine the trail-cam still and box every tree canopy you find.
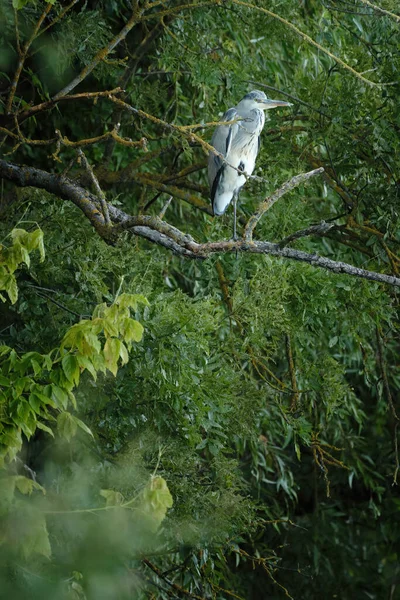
[0,0,400,598]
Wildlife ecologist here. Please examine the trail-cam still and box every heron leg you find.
[232,192,238,241]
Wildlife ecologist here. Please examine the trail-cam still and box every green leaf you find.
[13,377,31,397]
[138,476,173,531]
[57,411,77,441]
[36,421,54,437]
[12,0,33,9]
[2,273,18,304]
[103,338,121,376]
[119,342,129,365]
[71,415,93,437]
[0,375,11,387]
[329,336,338,348]
[62,353,80,386]
[76,355,97,380]
[0,476,16,515]
[122,318,144,344]
[14,476,45,496]
[22,228,45,262]
[116,293,149,310]
[51,384,69,409]
[18,509,51,559]
[29,393,42,415]
[100,489,124,506]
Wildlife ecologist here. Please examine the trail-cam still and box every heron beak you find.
[261,99,292,109]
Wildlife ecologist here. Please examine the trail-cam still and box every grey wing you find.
[208,107,239,199]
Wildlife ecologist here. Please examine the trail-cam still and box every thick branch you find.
[1,159,400,288]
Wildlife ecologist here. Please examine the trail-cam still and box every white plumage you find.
[208,90,291,237]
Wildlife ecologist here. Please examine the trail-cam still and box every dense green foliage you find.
[0,0,400,598]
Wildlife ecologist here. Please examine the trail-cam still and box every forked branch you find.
[1,159,400,288]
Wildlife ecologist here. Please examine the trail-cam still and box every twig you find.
[158,196,173,219]
[38,0,83,36]
[17,87,125,123]
[142,558,206,600]
[76,149,111,226]
[244,168,324,241]
[35,291,84,319]
[6,3,53,114]
[14,8,21,55]
[277,221,335,247]
[53,5,143,101]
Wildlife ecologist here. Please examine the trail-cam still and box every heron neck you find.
[238,108,265,134]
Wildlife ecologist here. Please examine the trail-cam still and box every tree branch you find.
[15,87,124,124]
[244,168,325,241]
[1,159,400,288]
[52,5,143,101]
[76,149,111,226]
[6,3,53,114]
[357,0,400,23]
[230,0,387,86]
[277,221,335,247]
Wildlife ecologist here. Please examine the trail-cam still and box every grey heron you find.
[208,90,292,239]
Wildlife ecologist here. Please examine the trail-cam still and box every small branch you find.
[142,558,207,600]
[244,168,324,241]
[76,149,111,226]
[56,128,147,151]
[357,0,400,23]
[53,6,143,101]
[158,196,173,219]
[1,123,147,156]
[6,3,53,114]
[34,290,84,319]
[38,0,82,37]
[17,87,124,123]
[141,1,220,22]
[14,8,21,56]
[277,221,335,247]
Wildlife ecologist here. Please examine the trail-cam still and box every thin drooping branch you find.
[1,159,400,288]
[244,168,325,241]
[357,0,400,23]
[230,0,385,86]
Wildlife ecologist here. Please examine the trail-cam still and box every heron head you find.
[239,90,292,111]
